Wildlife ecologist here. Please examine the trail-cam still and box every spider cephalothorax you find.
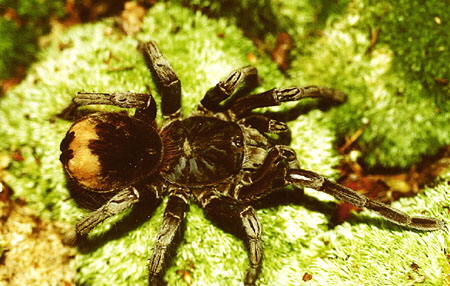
[60,41,444,286]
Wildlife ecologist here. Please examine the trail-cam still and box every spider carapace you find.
[60,41,444,286]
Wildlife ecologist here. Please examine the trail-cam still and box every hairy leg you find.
[204,198,262,286]
[286,169,444,230]
[76,187,140,236]
[73,91,157,122]
[238,115,291,144]
[200,66,258,112]
[237,145,300,202]
[148,192,189,285]
[141,41,182,119]
[229,86,346,118]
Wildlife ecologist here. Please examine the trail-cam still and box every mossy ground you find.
[0,0,65,80]
[0,1,449,286]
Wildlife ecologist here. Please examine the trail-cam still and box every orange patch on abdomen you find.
[66,118,105,191]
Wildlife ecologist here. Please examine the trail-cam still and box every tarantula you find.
[60,41,444,286]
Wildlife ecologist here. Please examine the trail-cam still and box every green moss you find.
[354,0,450,168]
[0,2,448,286]
[286,0,450,168]
[375,0,450,100]
[0,0,65,79]
[310,176,450,286]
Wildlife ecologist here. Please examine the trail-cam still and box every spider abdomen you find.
[160,116,244,186]
[60,112,162,192]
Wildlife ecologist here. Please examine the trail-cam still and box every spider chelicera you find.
[60,41,444,286]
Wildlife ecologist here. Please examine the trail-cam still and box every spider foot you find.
[244,266,259,286]
[217,66,257,97]
[148,275,165,286]
[62,228,78,246]
[201,66,258,112]
[276,86,347,103]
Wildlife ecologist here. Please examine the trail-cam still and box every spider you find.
[59,41,444,286]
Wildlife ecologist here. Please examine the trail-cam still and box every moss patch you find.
[285,0,450,168]
[0,0,65,80]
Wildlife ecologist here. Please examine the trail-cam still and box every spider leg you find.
[238,115,291,144]
[75,187,140,236]
[141,41,182,119]
[148,192,189,285]
[238,145,299,202]
[204,198,262,286]
[229,86,346,118]
[73,91,157,122]
[286,169,445,230]
[200,66,258,112]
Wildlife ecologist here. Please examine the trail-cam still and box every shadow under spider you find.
[253,187,414,232]
[74,185,409,263]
